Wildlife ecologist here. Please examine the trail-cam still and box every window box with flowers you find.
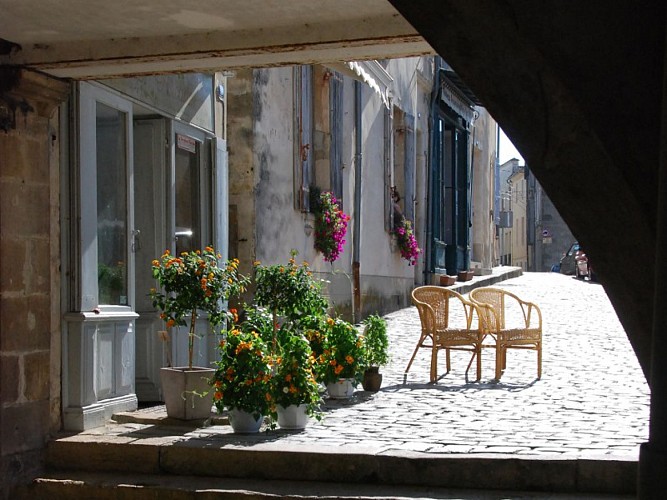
[393,217,421,266]
[150,246,249,420]
[312,191,350,263]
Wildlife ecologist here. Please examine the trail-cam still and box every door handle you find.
[131,229,141,252]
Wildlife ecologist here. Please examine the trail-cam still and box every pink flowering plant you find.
[313,191,350,262]
[394,218,421,266]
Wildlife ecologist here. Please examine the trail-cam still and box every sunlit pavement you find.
[277,271,649,459]
[50,271,647,497]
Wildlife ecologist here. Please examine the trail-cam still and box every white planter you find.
[228,408,263,433]
[160,367,214,420]
[326,378,355,399]
[277,404,309,430]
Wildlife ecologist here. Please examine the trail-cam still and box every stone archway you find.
[387,2,666,496]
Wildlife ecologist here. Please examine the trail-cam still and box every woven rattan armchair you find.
[406,286,486,383]
[469,287,543,381]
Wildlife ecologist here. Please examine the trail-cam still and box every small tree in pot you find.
[361,314,389,391]
[150,246,249,420]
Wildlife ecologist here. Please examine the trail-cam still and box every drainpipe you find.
[352,81,362,323]
[426,58,444,283]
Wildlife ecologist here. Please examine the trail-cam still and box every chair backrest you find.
[470,287,542,331]
[411,286,473,332]
[469,287,506,330]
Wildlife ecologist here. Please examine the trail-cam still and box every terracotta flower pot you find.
[362,367,383,391]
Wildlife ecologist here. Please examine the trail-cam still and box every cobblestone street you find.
[53,271,649,497]
[258,271,650,458]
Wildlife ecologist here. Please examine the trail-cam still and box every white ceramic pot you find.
[228,408,263,433]
[326,378,355,399]
[277,404,309,430]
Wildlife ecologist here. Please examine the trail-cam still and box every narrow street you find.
[41,271,648,497]
[287,271,650,458]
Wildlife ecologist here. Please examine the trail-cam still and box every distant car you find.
[560,242,595,281]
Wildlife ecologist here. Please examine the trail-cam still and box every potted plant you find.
[253,251,328,351]
[150,246,249,420]
[212,327,274,433]
[271,329,322,429]
[360,314,389,391]
[316,317,365,399]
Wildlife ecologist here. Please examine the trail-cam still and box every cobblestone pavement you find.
[247,271,648,458]
[106,272,650,460]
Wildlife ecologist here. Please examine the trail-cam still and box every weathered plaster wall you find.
[227,68,258,288]
[0,70,67,496]
[470,108,496,273]
[231,60,435,319]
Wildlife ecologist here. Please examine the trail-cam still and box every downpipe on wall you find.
[352,81,362,323]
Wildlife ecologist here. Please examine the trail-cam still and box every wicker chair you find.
[469,287,543,381]
[406,286,486,383]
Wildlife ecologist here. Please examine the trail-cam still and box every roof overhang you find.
[0,0,435,79]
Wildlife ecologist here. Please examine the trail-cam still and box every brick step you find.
[42,432,636,495]
[15,471,632,500]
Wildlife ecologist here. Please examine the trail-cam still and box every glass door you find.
[168,122,213,370]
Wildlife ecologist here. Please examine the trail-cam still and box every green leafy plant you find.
[253,251,328,350]
[315,317,365,386]
[271,329,322,419]
[150,246,249,369]
[362,314,389,368]
[212,328,274,420]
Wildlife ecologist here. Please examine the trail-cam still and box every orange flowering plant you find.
[271,329,322,419]
[314,317,365,386]
[212,328,274,420]
[150,246,249,369]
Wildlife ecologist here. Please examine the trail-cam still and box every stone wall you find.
[0,69,68,498]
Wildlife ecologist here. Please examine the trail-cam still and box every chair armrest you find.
[519,300,542,329]
[413,299,436,332]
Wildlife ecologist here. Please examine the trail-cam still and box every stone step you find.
[15,471,632,500]
[43,431,636,495]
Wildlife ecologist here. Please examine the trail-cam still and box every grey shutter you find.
[330,71,344,200]
[404,113,415,221]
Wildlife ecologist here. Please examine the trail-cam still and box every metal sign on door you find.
[177,134,196,153]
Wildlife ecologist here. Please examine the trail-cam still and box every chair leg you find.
[405,334,426,375]
[445,348,451,374]
[430,346,438,383]
[495,344,503,381]
[476,345,482,381]
[537,342,542,379]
